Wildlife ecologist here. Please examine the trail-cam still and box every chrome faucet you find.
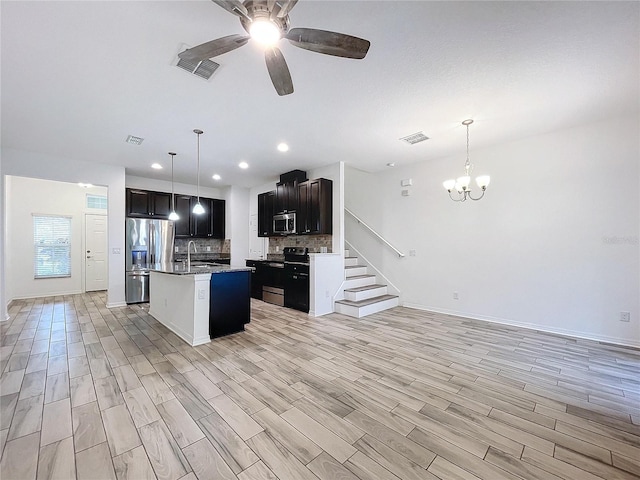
[187,241,197,271]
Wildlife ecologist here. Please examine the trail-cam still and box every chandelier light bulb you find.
[443,179,456,191]
[476,175,491,189]
[456,175,471,190]
[250,19,281,46]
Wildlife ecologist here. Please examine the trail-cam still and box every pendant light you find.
[443,119,490,202]
[192,129,205,215]
[168,152,179,221]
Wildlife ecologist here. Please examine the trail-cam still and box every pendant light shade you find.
[192,129,205,215]
[168,152,180,221]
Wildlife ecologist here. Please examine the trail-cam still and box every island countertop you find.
[149,262,253,275]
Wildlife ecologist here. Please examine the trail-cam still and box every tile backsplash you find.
[268,235,332,254]
[174,238,229,256]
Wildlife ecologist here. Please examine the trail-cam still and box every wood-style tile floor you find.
[1,292,639,480]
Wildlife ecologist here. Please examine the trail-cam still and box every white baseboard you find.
[402,302,640,349]
[106,301,127,309]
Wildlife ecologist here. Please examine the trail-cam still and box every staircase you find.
[334,249,399,318]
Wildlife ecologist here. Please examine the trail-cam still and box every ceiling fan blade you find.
[270,0,298,18]
[286,28,370,59]
[179,34,250,61]
[211,0,249,18]
[265,47,294,96]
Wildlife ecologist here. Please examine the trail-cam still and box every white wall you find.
[125,175,224,200]
[2,147,127,308]
[227,186,250,265]
[5,176,108,300]
[345,115,640,347]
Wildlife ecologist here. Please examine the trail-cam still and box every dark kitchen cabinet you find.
[174,195,225,239]
[152,192,172,218]
[257,190,275,237]
[174,195,193,237]
[126,189,172,219]
[275,169,307,213]
[297,178,332,235]
[192,197,213,237]
[126,189,150,217]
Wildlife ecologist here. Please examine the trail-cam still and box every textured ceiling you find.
[1,1,638,188]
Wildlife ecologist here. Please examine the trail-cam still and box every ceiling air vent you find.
[125,135,144,145]
[176,55,220,81]
[400,131,429,145]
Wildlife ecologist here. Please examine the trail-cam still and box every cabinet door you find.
[309,179,331,234]
[174,195,193,237]
[297,181,310,234]
[212,199,225,239]
[275,182,287,213]
[258,191,275,237]
[126,189,151,217]
[192,197,214,237]
[151,191,172,218]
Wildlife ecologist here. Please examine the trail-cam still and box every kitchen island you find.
[149,263,252,346]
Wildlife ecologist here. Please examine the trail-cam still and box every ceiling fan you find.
[178,0,371,96]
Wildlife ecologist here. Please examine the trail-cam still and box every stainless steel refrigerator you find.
[125,218,174,303]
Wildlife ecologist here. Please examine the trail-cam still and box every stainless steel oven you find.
[273,212,296,235]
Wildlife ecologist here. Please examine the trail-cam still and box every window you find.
[86,194,107,210]
[33,215,72,278]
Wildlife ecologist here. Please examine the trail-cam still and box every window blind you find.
[33,215,72,278]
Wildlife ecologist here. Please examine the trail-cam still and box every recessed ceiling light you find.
[277,143,289,152]
[238,162,249,169]
[125,135,144,145]
[212,174,221,180]
[387,162,395,167]
[151,163,163,169]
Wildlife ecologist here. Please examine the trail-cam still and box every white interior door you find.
[85,214,108,291]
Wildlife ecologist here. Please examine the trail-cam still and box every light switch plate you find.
[112,248,121,254]
[401,179,413,187]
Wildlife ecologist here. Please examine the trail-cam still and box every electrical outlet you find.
[175,247,179,253]
[620,311,631,322]
[206,246,211,252]
[409,250,416,256]
[198,289,205,300]
[453,291,459,300]
[112,248,120,254]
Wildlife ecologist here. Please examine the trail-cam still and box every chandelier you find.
[443,119,490,202]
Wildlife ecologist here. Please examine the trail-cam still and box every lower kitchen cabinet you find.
[209,270,251,338]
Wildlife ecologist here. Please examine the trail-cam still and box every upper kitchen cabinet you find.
[174,194,193,237]
[175,195,225,239]
[192,198,225,238]
[126,189,172,219]
[275,169,307,214]
[258,190,275,237]
[297,178,333,235]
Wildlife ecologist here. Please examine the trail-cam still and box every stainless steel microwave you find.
[273,212,296,235]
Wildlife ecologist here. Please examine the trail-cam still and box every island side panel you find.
[209,270,251,339]
[149,271,211,346]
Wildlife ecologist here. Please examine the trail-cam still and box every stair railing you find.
[345,208,405,257]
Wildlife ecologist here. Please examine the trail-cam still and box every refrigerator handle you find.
[149,223,155,264]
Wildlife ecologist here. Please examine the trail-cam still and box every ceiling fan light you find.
[250,19,281,46]
[168,211,180,221]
